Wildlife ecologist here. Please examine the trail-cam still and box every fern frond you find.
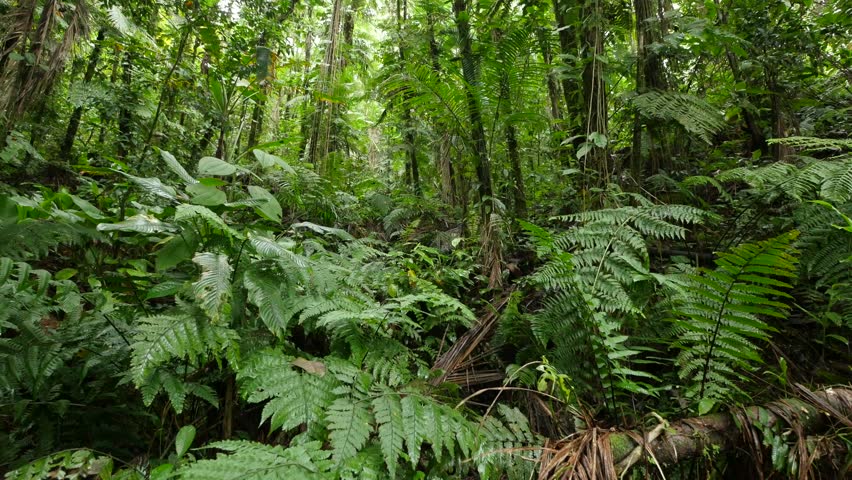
[673,231,799,402]
[328,395,373,463]
[632,91,726,143]
[237,350,336,434]
[372,389,404,478]
[130,314,237,393]
[178,440,333,479]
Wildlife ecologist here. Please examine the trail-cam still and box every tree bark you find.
[147,27,191,145]
[632,0,668,176]
[453,0,502,287]
[581,0,610,178]
[59,29,105,160]
[117,52,134,161]
[540,387,852,479]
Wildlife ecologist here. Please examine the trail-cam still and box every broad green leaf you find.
[198,157,236,176]
[187,183,226,206]
[248,186,282,223]
[175,425,196,458]
[253,149,295,174]
[97,214,173,233]
[160,149,198,184]
[156,234,198,271]
[145,281,184,299]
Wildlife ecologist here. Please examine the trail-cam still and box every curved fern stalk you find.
[674,231,799,403]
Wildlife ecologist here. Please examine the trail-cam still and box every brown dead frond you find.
[430,287,515,386]
[538,429,617,480]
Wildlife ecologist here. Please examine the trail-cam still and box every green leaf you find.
[589,131,608,148]
[192,252,232,324]
[198,157,237,176]
[328,396,372,463]
[156,234,198,271]
[55,268,78,280]
[187,183,227,206]
[698,398,716,415]
[97,214,174,234]
[160,149,198,184]
[175,425,196,458]
[248,186,282,223]
[146,281,184,299]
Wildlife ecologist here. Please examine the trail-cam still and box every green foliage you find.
[130,314,237,405]
[672,231,799,404]
[632,91,727,143]
[520,201,708,410]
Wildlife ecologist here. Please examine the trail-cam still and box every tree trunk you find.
[427,9,455,206]
[539,387,852,479]
[767,67,788,162]
[632,0,668,176]
[297,17,313,159]
[713,0,766,155]
[581,0,610,178]
[552,0,582,151]
[453,0,502,287]
[60,29,105,160]
[397,0,420,195]
[117,52,134,161]
[307,0,343,172]
[247,34,269,150]
[147,27,191,145]
[494,28,526,219]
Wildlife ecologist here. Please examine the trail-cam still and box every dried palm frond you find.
[430,288,515,386]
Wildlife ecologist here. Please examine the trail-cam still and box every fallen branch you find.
[540,387,852,479]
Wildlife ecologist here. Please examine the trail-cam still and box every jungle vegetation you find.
[0,0,851,477]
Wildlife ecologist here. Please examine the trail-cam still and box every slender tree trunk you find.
[60,29,105,160]
[538,27,569,167]
[766,67,788,161]
[494,28,526,218]
[453,0,502,287]
[117,52,134,161]
[538,28,563,123]
[552,0,583,151]
[428,10,455,206]
[297,17,313,159]
[397,0,420,195]
[247,34,269,149]
[632,0,667,176]
[581,0,610,178]
[713,0,766,155]
[147,27,191,145]
[506,121,526,219]
[307,0,343,172]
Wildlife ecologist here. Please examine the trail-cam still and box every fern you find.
[632,91,726,143]
[130,314,237,397]
[672,231,799,403]
[177,440,334,479]
[237,350,336,434]
[371,389,405,477]
[328,395,373,463]
[523,203,707,408]
[0,220,96,260]
[717,157,852,203]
